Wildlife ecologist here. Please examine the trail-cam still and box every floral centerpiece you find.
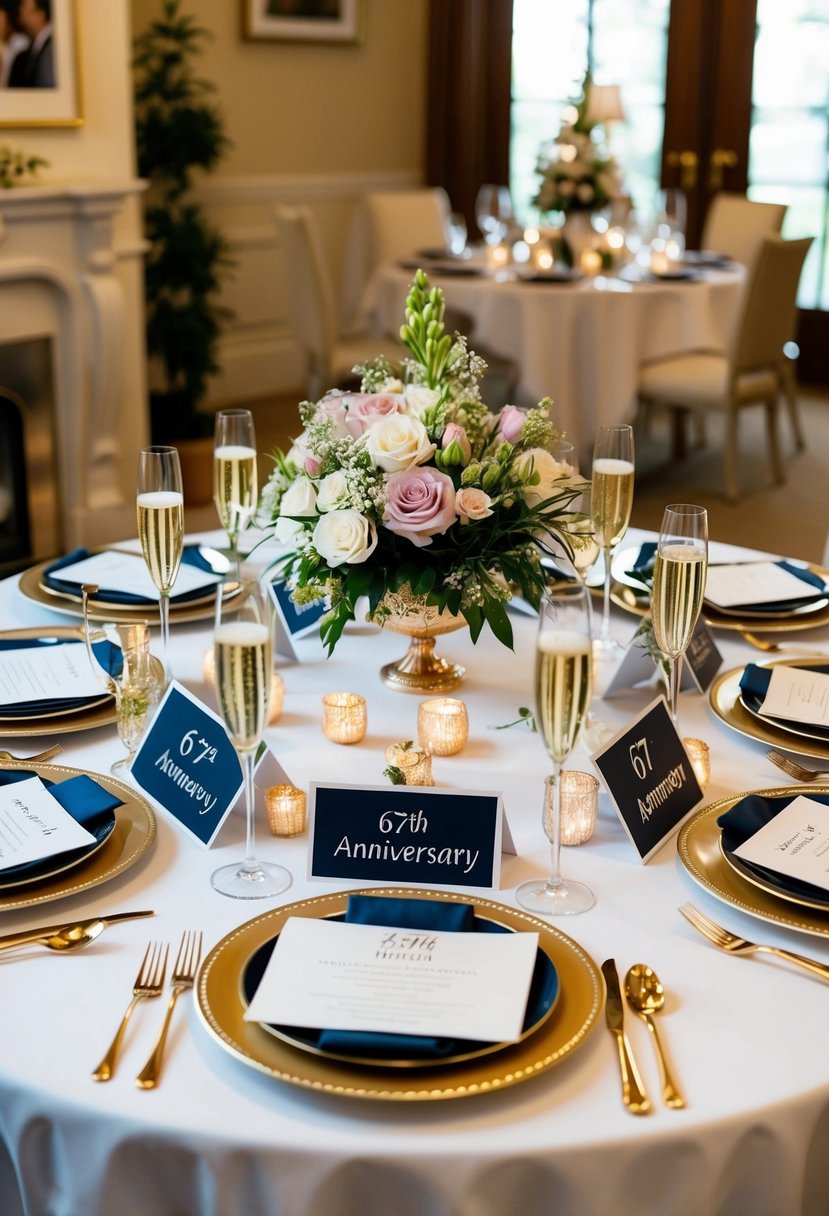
[260,270,585,673]
[532,77,623,218]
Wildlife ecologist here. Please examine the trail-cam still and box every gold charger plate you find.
[0,759,155,911]
[709,661,829,762]
[197,887,603,1101]
[0,626,117,738]
[677,785,829,937]
[717,836,829,914]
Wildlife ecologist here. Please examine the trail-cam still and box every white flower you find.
[364,414,436,472]
[404,384,441,419]
[516,448,579,509]
[313,509,378,567]
[455,487,493,524]
[316,470,351,512]
[274,476,318,541]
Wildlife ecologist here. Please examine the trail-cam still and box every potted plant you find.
[133,0,232,502]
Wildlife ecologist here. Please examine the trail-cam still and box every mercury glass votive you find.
[545,770,599,846]
[322,692,367,744]
[417,697,469,756]
[385,742,434,786]
[683,737,711,790]
[265,785,306,837]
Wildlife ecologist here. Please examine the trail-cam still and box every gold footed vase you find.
[372,587,466,693]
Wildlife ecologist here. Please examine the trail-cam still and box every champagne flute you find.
[211,577,291,899]
[591,424,635,656]
[475,183,512,245]
[137,446,184,681]
[651,504,708,722]
[214,409,258,584]
[516,582,595,915]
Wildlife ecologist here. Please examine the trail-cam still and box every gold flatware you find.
[623,964,686,1109]
[0,745,64,764]
[0,909,154,954]
[679,903,829,983]
[739,630,828,656]
[135,929,203,1089]
[92,940,168,1082]
[601,958,651,1115]
[766,750,829,782]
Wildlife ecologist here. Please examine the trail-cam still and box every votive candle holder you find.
[545,770,599,846]
[417,697,469,756]
[385,742,434,787]
[683,737,711,790]
[322,692,367,744]
[265,785,306,837]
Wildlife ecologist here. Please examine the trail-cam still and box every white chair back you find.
[733,235,812,375]
[274,205,337,365]
[701,193,787,270]
[364,188,452,264]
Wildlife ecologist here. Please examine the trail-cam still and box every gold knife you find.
[0,910,154,953]
[601,958,651,1115]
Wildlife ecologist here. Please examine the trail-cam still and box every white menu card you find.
[0,643,104,706]
[734,795,829,893]
[52,551,223,601]
[244,917,539,1043]
[0,776,96,869]
[704,562,817,608]
[760,666,829,728]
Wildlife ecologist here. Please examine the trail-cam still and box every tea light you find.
[385,741,434,786]
[203,649,283,723]
[417,697,469,756]
[322,691,367,744]
[683,737,711,789]
[545,770,599,846]
[580,247,603,276]
[265,784,306,836]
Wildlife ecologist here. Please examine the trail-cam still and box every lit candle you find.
[265,784,306,836]
[322,691,367,744]
[580,248,603,276]
[683,737,710,790]
[417,697,469,756]
[385,741,434,786]
[546,770,599,846]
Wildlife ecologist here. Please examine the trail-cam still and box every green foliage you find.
[0,145,48,189]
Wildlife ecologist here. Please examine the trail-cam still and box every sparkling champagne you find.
[535,628,593,765]
[591,458,634,549]
[214,621,272,752]
[570,517,600,577]
[214,444,257,539]
[651,543,707,659]
[136,490,184,594]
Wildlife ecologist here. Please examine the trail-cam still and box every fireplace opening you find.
[0,388,31,574]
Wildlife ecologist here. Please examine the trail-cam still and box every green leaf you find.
[483,598,514,650]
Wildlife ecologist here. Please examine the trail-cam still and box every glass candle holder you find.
[417,697,469,756]
[683,737,711,790]
[385,742,434,786]
[265,785,306,836]
[322,692,367,744]
[545,770,599,846]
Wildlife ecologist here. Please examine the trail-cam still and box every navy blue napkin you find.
[43,546,221,607]
[0,769,122,882]
[718,792,829,906]
[0,637,119,718]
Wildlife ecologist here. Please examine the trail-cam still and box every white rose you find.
[364,414,436,472]
[313,509,378,567]
[455,487,493,524]
[404,385,441,419]
[516,448,578,508]
[274,476,318,541]
[316,470,351,513]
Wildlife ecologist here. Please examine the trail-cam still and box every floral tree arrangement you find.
[260,269,585,658]
[532,75,623,219]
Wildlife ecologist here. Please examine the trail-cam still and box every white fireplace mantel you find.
[0,180,150,551]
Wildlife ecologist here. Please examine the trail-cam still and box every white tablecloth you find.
[373,266,744,462]
[1,529,828,1216]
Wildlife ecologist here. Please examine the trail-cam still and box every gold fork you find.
[679,903,829,983]
[739,630,828,657]
[766,750,829,783]
[0,744,63,764]
[135,930,203,1089]
[91,941,169,1082]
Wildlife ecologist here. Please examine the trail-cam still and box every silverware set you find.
[601,957,685,1115]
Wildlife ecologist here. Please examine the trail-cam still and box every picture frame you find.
[0,0,82,128]
[241,0,361,44]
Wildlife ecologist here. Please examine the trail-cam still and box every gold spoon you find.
[624,963,686,1109]
[0,910,154,955]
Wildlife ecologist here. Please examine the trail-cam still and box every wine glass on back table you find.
[137,445,183,680]
[214,409,258,583]
[651,504,708,722]
[591,424,635,655]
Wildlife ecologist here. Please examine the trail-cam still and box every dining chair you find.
[275,205,402,402]
[364,188,452,265]
[701,193,787,269]
[637,234,813,501]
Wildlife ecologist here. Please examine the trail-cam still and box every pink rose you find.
[441,422,471,464]
[343,393,405,438]
[304,454,321,478]
[497,404,526,444]
[383,467,457,548]
[313,393,350,439]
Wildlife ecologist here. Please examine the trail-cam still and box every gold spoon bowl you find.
[624,963,686,1109]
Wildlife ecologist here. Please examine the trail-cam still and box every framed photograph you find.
[0,0,82,128]
[242,0,361,43]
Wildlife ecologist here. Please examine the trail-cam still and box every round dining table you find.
[371,262,744,462]
[0,528,828,1216]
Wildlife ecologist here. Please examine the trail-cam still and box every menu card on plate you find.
[244,917,538,1042]
[759,666,829,727]
[0,776,96,868]
[734,795,829,893]
[0,643,103,706]
[705,562,817,608]
[49,551,223,602]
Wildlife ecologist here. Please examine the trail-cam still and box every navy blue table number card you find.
[131,681,244,848]
[591,696,704,862]
[268,576,327,662]
[684,617,723,693]
[308,783,505,889]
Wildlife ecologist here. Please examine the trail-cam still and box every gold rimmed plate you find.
[717,837,829,914]
[0,626,117,737]
[197,887,603,1101]
[0,759,155,911]
[677,786,829,938]
[709,662,829,762]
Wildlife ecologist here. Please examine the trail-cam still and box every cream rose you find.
[364,414,435,472]
[313,509,378,567]
[316,470,351,513]
[516,448,579,509]
[454,487,493,524]
[404,384,441,419]
[274,476,318,541]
